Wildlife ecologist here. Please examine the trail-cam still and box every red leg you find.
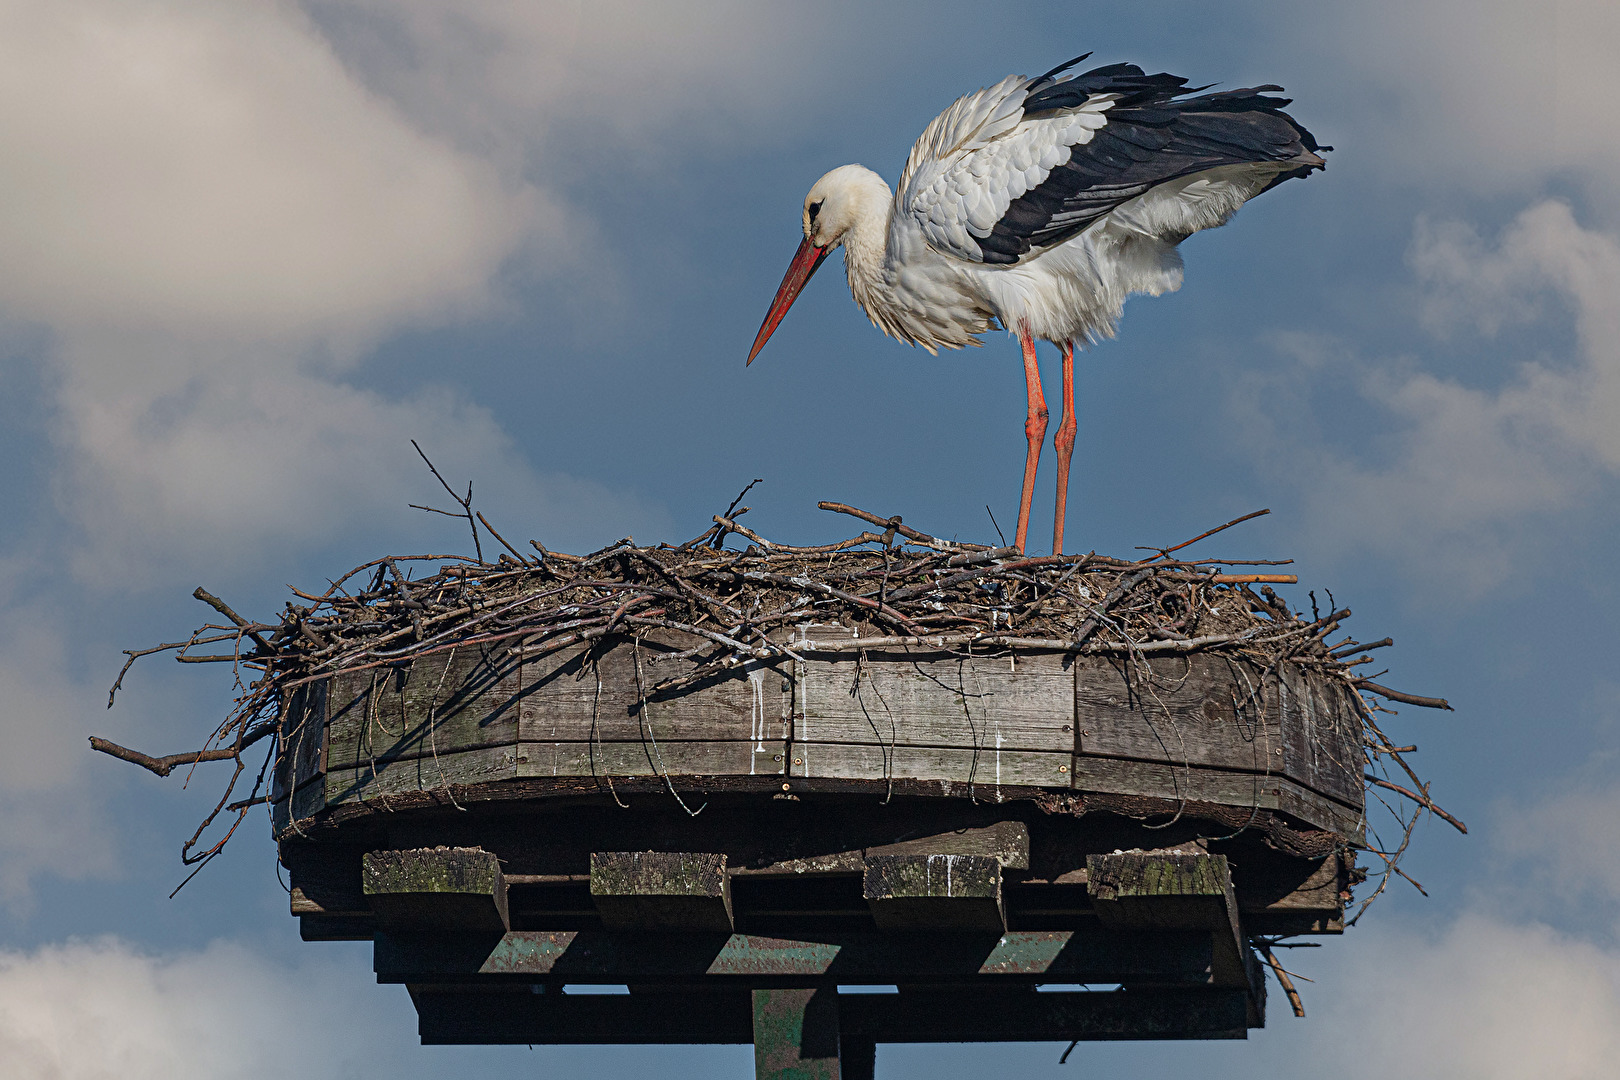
[1052,341,1076,555]
[1014,332,1048,555]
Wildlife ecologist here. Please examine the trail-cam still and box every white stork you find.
[746,55,1326,554]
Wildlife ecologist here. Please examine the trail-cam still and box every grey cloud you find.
[1300,0,1620,217]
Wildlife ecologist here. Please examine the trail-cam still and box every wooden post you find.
[752,988,842,1080]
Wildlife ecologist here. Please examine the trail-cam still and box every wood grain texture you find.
[271,679,328,830]
[1277,666,1362,808]
[287,633,1363,838]
[795,647,1072,753]
[520,638,792,744]
[518,739,788,781]
[324,643,521,772]
[1068,755,1365,842]
[326,743,519,804]
[789,742,1072,792]
[1074,654,1282,772]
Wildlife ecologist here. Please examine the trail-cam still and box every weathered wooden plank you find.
[1238,853,1347,935]
[789,742,1071,793]
[1074,654,1285,773]
[1068,754,1364,841]
[408,985,1253,1045]
[864,853,1005,931]
[837,987,1253,1042]
[325,643,521,772]
[413,986,756,1045]
[591,851,734,931]
[271,679,328,829]
[1277,666,1363,810]
[518,739,787,780]
[279,775,327,824]
[1088,852,1237,933]
[299,914,375,941]
[283,841,367,917]
[408,985,1252,1045]
[363,847,510,932]
[519,639,792,744]
[325,743,519,804]
[796,647,1073,753]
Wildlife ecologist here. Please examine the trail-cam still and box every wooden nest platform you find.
[96,500,1462,1069]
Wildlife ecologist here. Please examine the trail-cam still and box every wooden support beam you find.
[1238,854,1349,936]
[863,854,1004,931]
[590,851,734,931]
[412,985,754,1044]
[299,914,375,942]
[1086,851,1261,1014]
[373,928,1215,985]
[363,847,508,933]
[407,985,1254,1045]
[837,986,1252,1042]
[752,988,841,1080]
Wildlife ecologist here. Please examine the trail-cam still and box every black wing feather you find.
[978,65,1325,265]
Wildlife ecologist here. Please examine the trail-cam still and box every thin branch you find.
[89,737,243,778]
[1147,509,1271,560]
[1365,774,1468,834]
[191,588,272,652]
[1257,943,1307,1017]
[411,439,483,562]
[1356,679,1453,711]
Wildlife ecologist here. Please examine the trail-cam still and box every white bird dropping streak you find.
[984,725,997,803]
[748,667,766,774]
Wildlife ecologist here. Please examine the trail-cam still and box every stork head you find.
[748,164,887,365]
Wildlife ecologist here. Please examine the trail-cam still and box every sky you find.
[1,1,1617,1076]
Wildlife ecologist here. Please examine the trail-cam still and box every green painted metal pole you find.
[752,988,841,1080]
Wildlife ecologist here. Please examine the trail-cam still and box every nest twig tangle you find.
[94,464,1462,932]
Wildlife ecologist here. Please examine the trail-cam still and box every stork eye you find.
[808,200,823,222]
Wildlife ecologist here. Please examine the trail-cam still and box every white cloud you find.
[1240,200,1620,589]
[0,0,533,340]
[1304,913,1620,1080]
[0,938,403,1080]
[0,2,690,589]
[0,606,118,906]
[51,351,671,584]
[1496,784,1620,913]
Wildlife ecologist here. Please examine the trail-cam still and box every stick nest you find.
[95,494,1462,922]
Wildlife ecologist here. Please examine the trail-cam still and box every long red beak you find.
[747,236,829,365]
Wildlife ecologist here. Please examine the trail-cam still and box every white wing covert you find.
[898,76,1113,265]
